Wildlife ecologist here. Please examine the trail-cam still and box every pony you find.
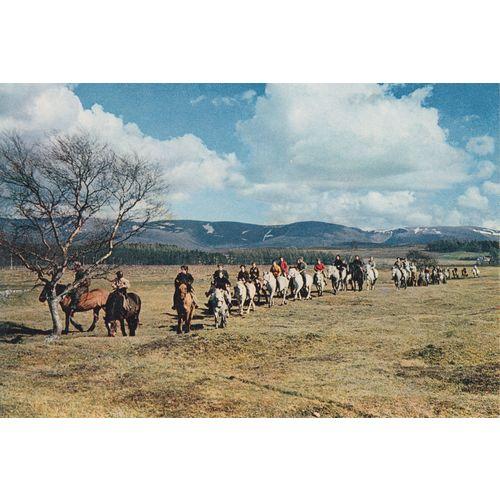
[326,265,341,295]
[392,266,406,290]
[349,265,364,291]
[234,281,248,315]
[244,281,257,313]
[173,283,195,334]
[208,288,229,328]
[364,265,377,290]
[288,268,312,300]
[39,283,109,335]
[275,274,290,305]
[472,265,480,278]
[262,272,277,307]
[313,270,326,296]
[461,267,469,278]
[104,290,141,337]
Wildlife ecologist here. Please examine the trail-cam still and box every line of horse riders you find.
[40,257,481,337]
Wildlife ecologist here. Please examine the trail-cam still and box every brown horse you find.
[174,283,195,334]
[105,290,141,337]
[39,283,109,335]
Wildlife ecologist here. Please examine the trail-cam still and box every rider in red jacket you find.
[279,257,289,276]
[314,259,326,272]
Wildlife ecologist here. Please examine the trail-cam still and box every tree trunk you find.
[47,296,63,337]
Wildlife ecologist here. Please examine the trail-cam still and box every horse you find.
[364,265,377,290]
[461,267,469,278]
[350,265,364,291]
[244,281,257,313]
[174,283,195,334]
[392,266,406,290]
[288,268,312,300]
[39,283,109,335]
[234,281,248,315]
[452,268,459,279]
[408,264,418,287]
[472,265,480,278]
[275,275,290,305]
[104,290,141,337]
[208,288,228,328]
[326,265,341,295]
[313,270,326,296]
[262,272,277,307]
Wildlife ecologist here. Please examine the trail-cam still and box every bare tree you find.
[0,131,166,337]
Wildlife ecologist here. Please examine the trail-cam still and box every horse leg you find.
[177,314,182,334]
[69,313,84,332]
[128,317,138,336]
[87,307,99,332]
[63,311,70,335]
[120,318,127,336]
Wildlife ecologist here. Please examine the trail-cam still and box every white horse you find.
[392,266,406,290]
[234,281,247,315]
[364,265,377,290]
[472,265,480,278]
[262,271,277,307]
[209,288,229,328]
[276,275,289,305]
[326,265,341,294]
[288,268,312,300]
[313,270,326,296]
[244,281,256,313]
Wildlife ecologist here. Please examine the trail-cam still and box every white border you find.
[1,1,498,498]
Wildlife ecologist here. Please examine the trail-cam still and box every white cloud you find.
[466,135,495,156]
[237,84,472,192]
[457,186,489,211]
[482,181,500,196]
[211,96,239,107]
[0,84,240,200]
[475,160,496,179]
[189,95,206,105]
[241,89,257,102]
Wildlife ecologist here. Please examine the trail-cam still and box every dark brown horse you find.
[39,283,109,335]
[104,290,141,337]
[174,283,195,334]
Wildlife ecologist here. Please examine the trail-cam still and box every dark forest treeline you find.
[0,243,364,267]
[426,239,498,253]
[1,240,498,267]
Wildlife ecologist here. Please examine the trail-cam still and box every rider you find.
[112,270,130,310]
[237,264,250,283]
[172,265,198,310]
[279,256,289,277]
[333,254,343,270]
[351,255,363,272]
[314,258,326,273]
[213,264,229,282]
[69,262,91,314]
[270,260,281,278]
[296,257,307,287]
[249,262,260,282]
[367,256,379,279]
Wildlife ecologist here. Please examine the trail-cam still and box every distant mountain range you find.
[128,220,500,250]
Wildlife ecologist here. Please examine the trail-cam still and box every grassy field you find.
[0,261,498,418]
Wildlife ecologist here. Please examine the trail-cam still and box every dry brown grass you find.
[0,262,498,417]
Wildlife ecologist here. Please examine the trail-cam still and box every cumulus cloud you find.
[237,84,472,192]
[482,181,500,196]
[234,83,487,226]
[457,186,489,211]
[475,160,496,179]
[466,135,495,156]
[0,84,240,200]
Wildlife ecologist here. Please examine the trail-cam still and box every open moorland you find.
[0,258,498,417]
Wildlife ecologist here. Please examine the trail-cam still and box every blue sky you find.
[0,83,498,229]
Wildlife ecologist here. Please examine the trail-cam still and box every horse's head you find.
[178,283,188,298]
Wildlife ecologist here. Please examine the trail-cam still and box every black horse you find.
[104,290,141,337]
[349,263,364,291]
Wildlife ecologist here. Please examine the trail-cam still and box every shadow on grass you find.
[0,321,50,342]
